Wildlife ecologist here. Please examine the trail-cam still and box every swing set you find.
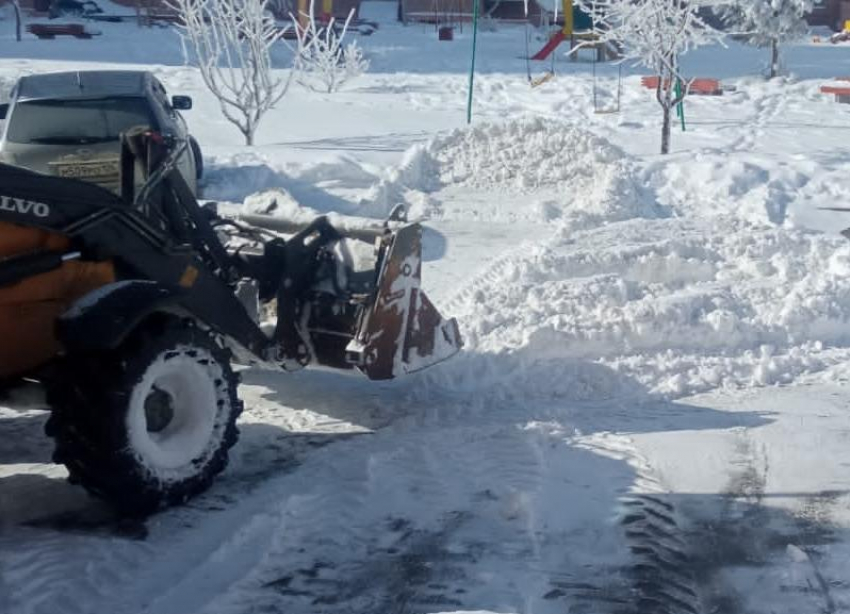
[525,24,556,88]
[523,0,622,114]
[467,0,622,123]
[592,54,622,114]
[523,0,568,87]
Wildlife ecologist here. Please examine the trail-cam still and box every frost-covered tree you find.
[577,0,719,154]
[721,0,812,79]
[169,0,310,145]
[296,7,369,93]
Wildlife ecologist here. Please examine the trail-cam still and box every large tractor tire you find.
[45,316,242,515]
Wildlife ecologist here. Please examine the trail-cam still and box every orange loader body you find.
[0,221,114,378]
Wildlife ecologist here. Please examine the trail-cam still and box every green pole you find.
[675,80,681,118]
[466,0,480,124]
[675,78,686,131]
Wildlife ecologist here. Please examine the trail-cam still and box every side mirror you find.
[0,104,8,120]
[171,95,192,111]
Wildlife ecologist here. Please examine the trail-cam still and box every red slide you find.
[531,31,566,61]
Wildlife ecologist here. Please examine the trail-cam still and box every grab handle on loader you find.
[0,251,80,288]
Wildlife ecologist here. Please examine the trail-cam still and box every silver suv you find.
[0,70,202,195]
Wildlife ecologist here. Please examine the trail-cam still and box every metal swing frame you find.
[592,57,623,114]
[524,17,557,88]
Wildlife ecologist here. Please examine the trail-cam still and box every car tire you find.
[189,136,203,180]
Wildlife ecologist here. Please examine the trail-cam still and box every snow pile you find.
[0,74,16,101]
[786,164,850,233]
[205,151,388,223]
[434,217,850,399]
[650,155,810,226]
[209,119,659,227]
[364,118,661,225]
[203,156,295,205]
[241,188,323,224]
[426,117,624,192]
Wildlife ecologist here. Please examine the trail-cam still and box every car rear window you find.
[6,97,155,145]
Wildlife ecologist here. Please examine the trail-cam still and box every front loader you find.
[0,131,461,514]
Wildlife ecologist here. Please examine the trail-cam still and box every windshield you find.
[6,97,155,145]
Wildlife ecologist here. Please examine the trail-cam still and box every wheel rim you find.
[127,347,222,476]
[144,386,175,434]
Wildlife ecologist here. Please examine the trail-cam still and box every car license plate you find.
[53,161,118,179]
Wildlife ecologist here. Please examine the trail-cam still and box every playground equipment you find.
[640,77,724,96]
[27,23,98,39]
[592,59,622,114]
[524,0,573,86]
[638,77,727,131]
[525,0,620,89]
[529,0,573,62]
[568,31,620,62]
[821,77,850,103]
[831,20,850,43]
[529,1,617,62]
[525,24,556,86]
[434,0,465,40]
[295,0,349,26]
[466,0,479,122]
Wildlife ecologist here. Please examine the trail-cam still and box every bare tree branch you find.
[295,4,369,94]
[720,0,811,79]
[576,0,720,154]
[169,0,312,145]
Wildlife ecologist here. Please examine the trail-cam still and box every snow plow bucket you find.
[236,213,461,379]
[347,223,462,380]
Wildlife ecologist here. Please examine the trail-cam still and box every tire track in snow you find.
[576,432,703,614]
[200,423,546,613]
[0,528,153,614]
[439,239,549,320]
[677,428,847,614]
[0,402,374,614]
[186,414,655,614]
[120,427,378,614]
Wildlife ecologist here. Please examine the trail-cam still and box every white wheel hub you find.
[126,346,226,480]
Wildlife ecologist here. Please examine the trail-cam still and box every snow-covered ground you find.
[3,3,850,613]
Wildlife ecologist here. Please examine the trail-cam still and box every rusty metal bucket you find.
[345,223,462,380]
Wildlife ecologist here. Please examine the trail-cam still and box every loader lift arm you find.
[0,135,461,378]
[0,130,461,515]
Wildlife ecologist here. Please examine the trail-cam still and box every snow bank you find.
[241,189,323,224]
[432,217,850,399]
[650,154,810,226]
[426,117,625,192]
[364,117,662,225]
[786,164,850,233]
[208,119,660,227]
[203,156,296,205]
[204,152,375,219]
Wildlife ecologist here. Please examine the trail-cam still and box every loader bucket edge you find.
[346,223,462,380]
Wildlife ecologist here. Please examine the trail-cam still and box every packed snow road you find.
[5,6,850,613]
[4,340,850,614]
[4,120,850,613]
